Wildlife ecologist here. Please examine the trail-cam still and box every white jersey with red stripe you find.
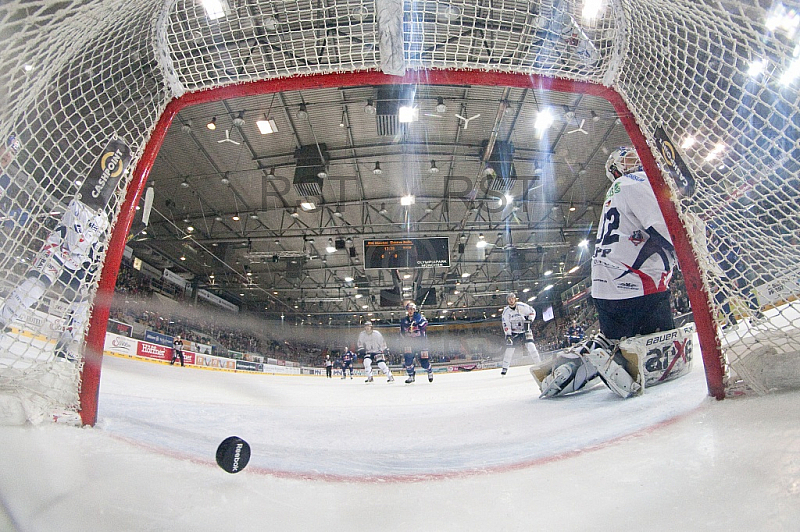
[591,171,675,300]
[34,198,108,281]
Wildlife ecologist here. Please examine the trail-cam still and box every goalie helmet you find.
[605,146,642,182]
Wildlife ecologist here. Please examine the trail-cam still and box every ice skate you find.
[427,372,433,382]
[501,368,507,376]
[405,375,415,384]
[388,375,395,383]
[365,375,373,383]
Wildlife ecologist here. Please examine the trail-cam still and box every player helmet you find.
[6,134,20,154]
[364,320,372,327]
[605,146,642,182]
[507,292,517,304]
[405,301,417,312]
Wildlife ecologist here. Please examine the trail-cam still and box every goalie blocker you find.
[531,324,694,398]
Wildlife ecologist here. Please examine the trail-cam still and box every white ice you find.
[1,351,799,531]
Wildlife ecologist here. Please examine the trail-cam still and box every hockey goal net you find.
[1,0,799,425]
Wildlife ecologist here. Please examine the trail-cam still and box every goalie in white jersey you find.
[500,292,541,375]
[536,147,681,399]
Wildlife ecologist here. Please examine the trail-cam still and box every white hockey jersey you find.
[502,302,536,335]
[357,329,388,354]
[35,198,108,277]
[591,171,675,300]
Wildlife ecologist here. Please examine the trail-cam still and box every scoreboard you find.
[363,237,450,269]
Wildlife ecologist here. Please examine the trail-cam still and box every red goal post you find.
[1,0,797,427]
[80,69,725,425]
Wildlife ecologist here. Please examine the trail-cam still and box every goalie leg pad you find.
[540,360,579,398]
[580,345,642,398]
[538,352,598,398]
[619,325,695,387]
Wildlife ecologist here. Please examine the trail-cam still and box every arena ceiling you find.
[127,80,636,324]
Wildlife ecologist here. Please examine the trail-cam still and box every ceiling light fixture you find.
[300,201,316,211]
[398,105,419,123]
[400,194,415,206]
[256,115,277,134]
[326,239,337,253]
[180,178,189,188]
[373,161,382,175]
[232,111,245,128]
[266,168,276,179]
[429,160,439,174]
[569,202,576,212]
[181,121,192,134]
[220,173,230,185]
[364,99,376,115]
[206,117,217,130]
[296,103,307,119]
[436,97,447,113]
[232,214,240,221]
[202,0,227,20]
[379,203,387,214]
[249,212,259,220]
[339,111,346,128]
[534,109,554,135]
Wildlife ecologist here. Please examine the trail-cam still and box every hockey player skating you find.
[399,301,432,383]
[0,138,130,362]
[171,335,185,367]
[0,197,109,360]
[357,321,394,383]
[340,347,355,379]
[535,146,686,399]
[500,292,541,375]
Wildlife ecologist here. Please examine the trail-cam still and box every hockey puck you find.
[215,436,251,474]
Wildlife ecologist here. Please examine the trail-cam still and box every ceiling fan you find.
[566,118,588,135]
[455,113,481,129]
[218,129,241,145]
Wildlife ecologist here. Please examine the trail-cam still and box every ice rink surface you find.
[1,350,800,531]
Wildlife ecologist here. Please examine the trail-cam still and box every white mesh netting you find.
[1,0,799,424]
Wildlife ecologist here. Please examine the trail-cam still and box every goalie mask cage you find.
[1,0,799,426]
